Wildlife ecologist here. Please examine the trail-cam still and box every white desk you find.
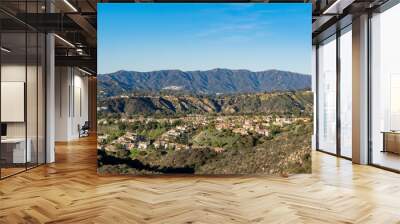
[1,138,31,163]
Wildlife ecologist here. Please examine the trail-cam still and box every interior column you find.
[352,14,369,164]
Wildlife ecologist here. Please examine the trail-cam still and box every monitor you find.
[1,123,7,137]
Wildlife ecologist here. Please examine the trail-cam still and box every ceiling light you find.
[76,48,85,55]
[322,0,354,15]
[78,67,93,76]
[54,34,75,48]
[1,47,11,53]
[63,0,78,12]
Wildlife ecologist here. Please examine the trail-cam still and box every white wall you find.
[1,65,26,139]
[55,66,70,141]
[1,63,46,164]
[72,73,89,138]
[55,67,89,141]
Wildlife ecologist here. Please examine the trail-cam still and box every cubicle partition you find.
[0,1,46,179]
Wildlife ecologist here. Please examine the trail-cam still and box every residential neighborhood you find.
[98,114,311,154]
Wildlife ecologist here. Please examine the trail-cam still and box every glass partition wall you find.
[370,3,400,171]
[0,31,27,177]
[316,25,352,159]
[0,2,46,179]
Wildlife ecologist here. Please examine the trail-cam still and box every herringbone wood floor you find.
[1,136,400,224]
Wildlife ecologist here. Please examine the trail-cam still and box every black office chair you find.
[79,121,90,138]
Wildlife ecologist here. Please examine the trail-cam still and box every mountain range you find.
[98,68,311,97]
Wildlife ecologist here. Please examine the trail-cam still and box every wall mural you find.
[97,3,313,175]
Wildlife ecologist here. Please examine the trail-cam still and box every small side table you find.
[381,131,400,154]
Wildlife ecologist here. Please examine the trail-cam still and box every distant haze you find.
[98,3,312,74]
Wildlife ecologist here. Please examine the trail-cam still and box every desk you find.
[382,131,400,154]
[1,138,31,163]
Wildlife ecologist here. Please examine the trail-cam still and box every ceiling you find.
[0,0,97,74]
[311,0,390,43]
[1,0,394,73]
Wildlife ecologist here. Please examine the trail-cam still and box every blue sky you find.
[98,3,311,74]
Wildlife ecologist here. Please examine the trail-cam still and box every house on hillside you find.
[138,142,149,150]
[233,128,248,135]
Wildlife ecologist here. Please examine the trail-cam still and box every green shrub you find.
[130,148,139,159]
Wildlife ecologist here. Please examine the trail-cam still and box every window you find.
[370,3,400,171]
[339,27,352,158]
[317,35,337,154]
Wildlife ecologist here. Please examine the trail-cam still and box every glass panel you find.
[371,4,400,171]
[312,46,317,150]
[317,36,337,154]
[26,0,39,169]
[0,1,46,178]
[27,31,38,169]
[1,31,27,177]
[339,28,352,158]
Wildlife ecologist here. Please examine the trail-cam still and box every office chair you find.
[79,121,90,138]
